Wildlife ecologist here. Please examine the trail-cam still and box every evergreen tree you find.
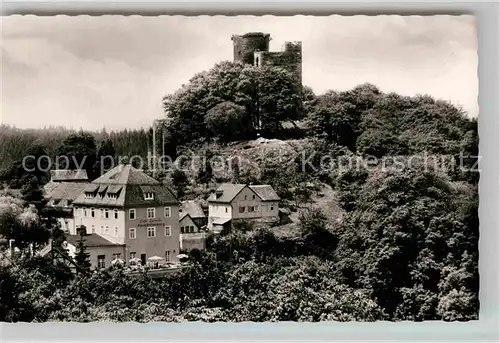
[74,226,91,274]
[172,168,188,199]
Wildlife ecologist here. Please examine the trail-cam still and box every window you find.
[114,226,118,237]
[100,209,104,218]
[244,195,247,200]
[239,206,245,213]
[83,208,88,217]
[190,226,195,233]
[129,209,136,220]
[105,209,109,219]
[129,228,136,239]
[97,255,106,269]
[164,207,171,218]
[100,226,104,234]
[85,192,93,198]
[180,226,185,234]
[114,210,118,219]
[105,226,109,234]
[91,225,95,234]
[144,192,154,200]
[112,253,121,260]
[225,207,228,213]
[248,206,254,212]
[252,195,256,199]
[147,208,155,219]
[130,252,136,260]
[165,225,171,236]
[147,227,156,238]
[91,208,95,218]
[270,206,274,211]
[165,250,171,262]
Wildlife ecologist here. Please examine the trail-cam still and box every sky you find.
[1,15,477,131]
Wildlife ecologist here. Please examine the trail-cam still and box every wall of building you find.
[260,201,279,219]
[231,187,263,220]
[58,217,76,235]
[207,203,232,229]
[66,243,125,270]
[73,206,126,244]
[124,205,180,263]
[180,215,199,233]
[180,232,207,251]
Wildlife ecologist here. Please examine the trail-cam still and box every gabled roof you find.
[44,181,89,205]
[180,200,205,219]
[179,213,201,231]
[65,233,124,248]
[207,183,280,203]
[50,169,88,182]
[207,183,247,203]
[73,164,178,208]
[92,164,160,185]
[249,185,280,201]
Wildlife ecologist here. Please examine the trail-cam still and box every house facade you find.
[207,184,280,231]
[65,234,126,269]
[71,164,180,266]
[43,170,90,235]
[179,200,207,251]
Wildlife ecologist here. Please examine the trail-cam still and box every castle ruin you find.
[148,32,303,170]
[231,32,302,85]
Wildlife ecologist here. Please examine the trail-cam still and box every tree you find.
[1,144,50,189]
[20,174,47,211]
[74,226,91,274]
[305,84,381,152]
[196,149,214,187]
[205,102,249,142]
[332,161,478,320]
[171,168,188,199]
[56,132,98,180]
[162,61,303,145]
[95,138,116,176]
[356,93,472,158]
[0,195,50,253]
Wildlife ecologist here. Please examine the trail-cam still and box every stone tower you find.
[232,32,302,85]
[231,32,271,65]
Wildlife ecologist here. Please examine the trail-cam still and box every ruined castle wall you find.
[254,41,302,84]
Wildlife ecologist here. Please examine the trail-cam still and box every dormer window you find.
[144,192,154,200]
[106,193,119,199]
[84,192,94,198]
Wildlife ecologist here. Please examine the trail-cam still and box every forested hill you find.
[1,62,477,179]
[0,61,479,322]
[0,125,150,177]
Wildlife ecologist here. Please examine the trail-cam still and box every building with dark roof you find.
[207,183,280,231]
[50,169,88,183]
[71,164,181,266]
[44,177,90,234]
[179,200,208,252]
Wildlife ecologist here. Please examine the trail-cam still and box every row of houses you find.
[43,164,280,269]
